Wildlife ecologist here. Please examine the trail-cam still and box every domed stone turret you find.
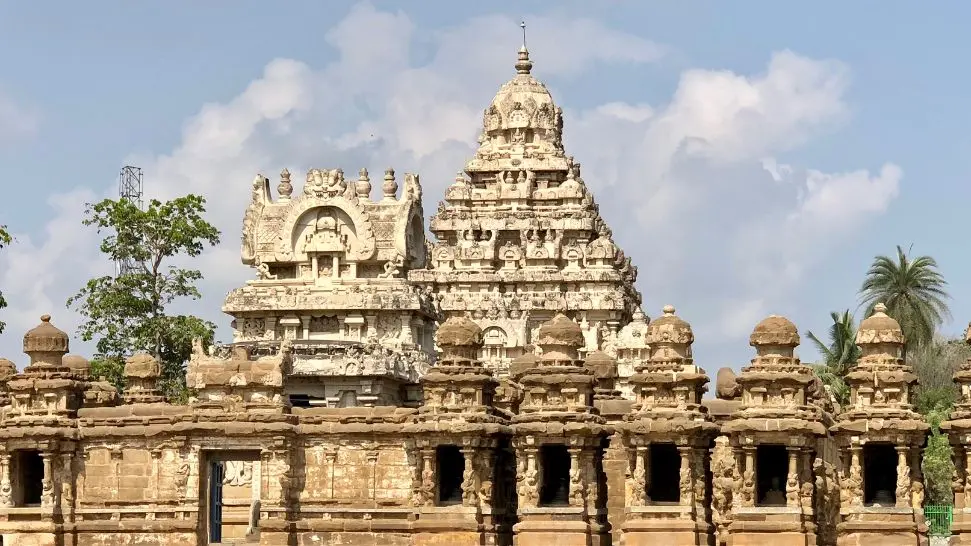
[749,315,800,347]
[856,303,904,346]
[436,315,484,363]
[63,354,91,378]
[645,305,693,369]
[0,358,16,381]
[536,313,584,362]
[23,314,69,367]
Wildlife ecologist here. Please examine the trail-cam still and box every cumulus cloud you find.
[0,2,901,368]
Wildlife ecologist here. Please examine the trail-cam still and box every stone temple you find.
[0,44,947,546]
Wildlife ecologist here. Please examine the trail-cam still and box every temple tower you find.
[224,166,436,408]
[831,303,929,544]
[407,44,644,379]
[406,316,514,545]
[510,314,609,545]
[721,315,834,545]
[619,305,718,545]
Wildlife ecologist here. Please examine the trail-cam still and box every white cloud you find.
[0,4,901,368]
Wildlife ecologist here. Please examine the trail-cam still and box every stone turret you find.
[619,305,716,546]
[407,316,512,543]
[943,322,971,541]
[122,353,165,405]
[831,303,928,544]
[720,314,832,545]
[6,315,87,419]
[185,340,292,414]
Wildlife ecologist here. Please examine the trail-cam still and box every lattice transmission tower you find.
[116,165,144,277]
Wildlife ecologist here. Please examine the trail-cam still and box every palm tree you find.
[806,309,860,406]
[858,245,950,354]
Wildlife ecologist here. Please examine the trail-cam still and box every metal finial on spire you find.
[515,20,532,75]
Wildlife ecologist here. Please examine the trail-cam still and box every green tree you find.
[0,225,10,334]
[66,195,220,400]
[858,245,951,354]
[806,309,860,406]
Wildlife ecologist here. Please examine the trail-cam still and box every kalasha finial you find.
[516,21,532,75]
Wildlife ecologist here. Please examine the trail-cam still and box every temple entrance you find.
[756,444,787,506]
[436,445,464,505]
[204,451,261,544]
[539,445,570,506]
[12,450,43,507]
[647,443,680,503]
[864,443,897,506]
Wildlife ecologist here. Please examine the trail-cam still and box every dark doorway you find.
[756,445,788,506]
[864,443,897,505]
[208,460,224,544]
[539,445,570,507]
[648,443,680,503]
[436,445,465,505]
[13,450,43,506]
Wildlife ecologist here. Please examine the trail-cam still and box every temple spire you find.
[516,20,532,75]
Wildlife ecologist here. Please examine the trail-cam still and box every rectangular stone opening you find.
[539,444,570,507]
[436,445,465,506]
[647,443,680,503]
[756,444,787,506]
[864,443,897,506]
[12,450,43,507]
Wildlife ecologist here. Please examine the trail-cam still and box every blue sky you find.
[1,1,969,372]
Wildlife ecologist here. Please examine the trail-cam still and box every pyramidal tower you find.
[409,39,644,378]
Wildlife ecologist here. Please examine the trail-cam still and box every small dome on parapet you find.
[749,315,800,347]
[0,358,16,380]
[585,350,618,380]
[616,307,650,349]
[24,314,69,355]
[856,303,904,345]
[646,305,693,345]
[125,352,160,379]
[537,313,584,349]
[436,316,484,348]
[63,354,90,377]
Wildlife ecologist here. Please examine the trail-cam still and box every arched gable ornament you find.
[277,196,377,261]
[393,199,427,268]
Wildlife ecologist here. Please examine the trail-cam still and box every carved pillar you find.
[692,448,706,518]
[400,313,414,345]
[800,449,814,520]
[475,448,494,511]
[517,447,538,509]
[742,447,756,507]
[365,315,378,340]
[0,451,11,507]
[583,449,598,513]
[40,451,54,508]
[786,447,799,508]
[60,452,74,519]
[150,449,162,500]
[461,447,477,507]
[366,449,379,501]
[895,446,911,508]
[324,450,338,500]
[419,448,435,507]
[627,446,647,506]
[678,446,693,506]
[849,446,863,508]
[300,316,310,341]
[568,447,583,507]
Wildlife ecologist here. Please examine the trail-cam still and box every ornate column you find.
[627,446,647,506]
[568,447,584,507]
[895,446,911,508]
[40,450,54,508]
[583,449,598,514]
[60,451,74,519]
[400,313,414,345]
[742,446,756,507]
[324,449,338,500]
[678,446,693,507]
[461,447,478,507]
[418,448,435,507]
[848,446,863,508]
[0,451,12,507]
[786,447,799,508]
[516,447,538,509]
[474,448,494,511]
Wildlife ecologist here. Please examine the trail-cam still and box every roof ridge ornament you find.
[516,20,532,75]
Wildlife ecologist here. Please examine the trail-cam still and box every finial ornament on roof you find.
[516,21,532,75]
